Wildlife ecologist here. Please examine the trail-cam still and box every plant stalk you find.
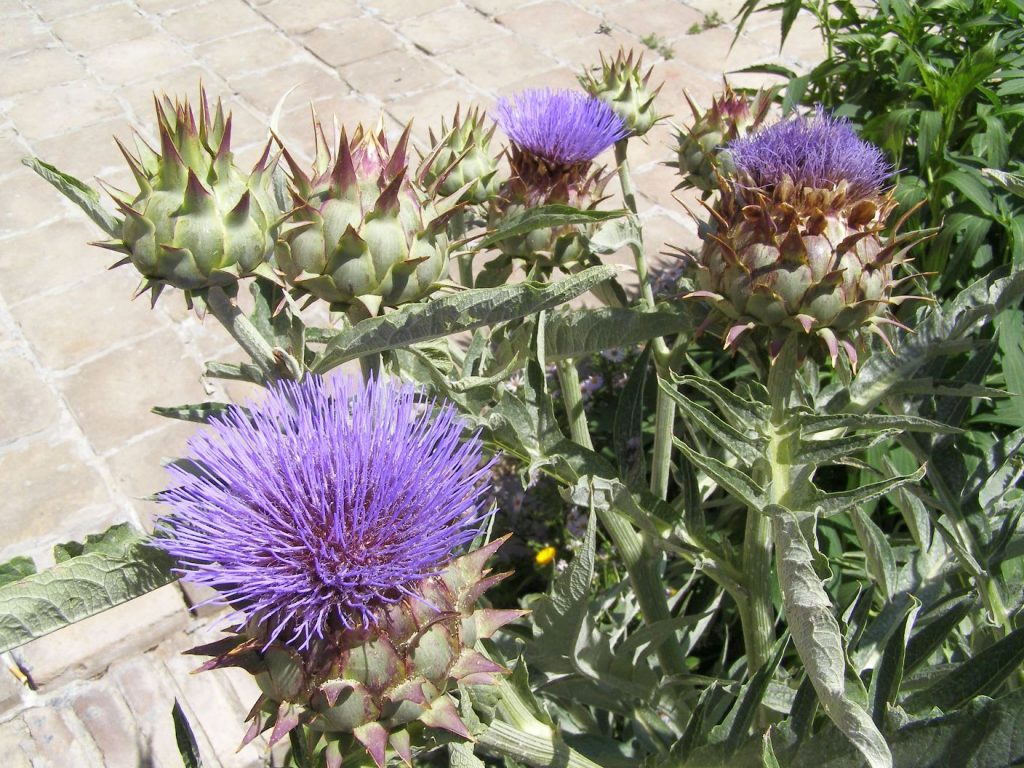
[205,286,295,382]
[555,360,592,448]
[614,139,675,499]
[557,357,688,675]
[476,721,604,768]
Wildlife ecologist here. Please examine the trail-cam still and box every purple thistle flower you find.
[495,88,628,166]
[725,107,891,198]
[154,375,495,650]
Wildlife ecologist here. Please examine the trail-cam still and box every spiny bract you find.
[422,105,502,205]
[155,375,522,767]
[101,86,279,302]
[579,48,663,137]
[673,82,773,195]
[275,120,459,315]
[684,108,921,369]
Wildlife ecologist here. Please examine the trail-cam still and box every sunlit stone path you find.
[0,0,821,763]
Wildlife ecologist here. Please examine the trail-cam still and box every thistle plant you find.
[103,87,280,303]
[9,41,1024,768]
[275,120,458,317]
[488,88,627,269]
[685,108,920,370]
[155,374,522,766]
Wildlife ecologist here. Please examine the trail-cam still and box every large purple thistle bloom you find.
[726,107,891,198]
[154,375,495,649]
[495,88,628,165]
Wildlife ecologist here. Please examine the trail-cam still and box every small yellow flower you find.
[535,546,557,566]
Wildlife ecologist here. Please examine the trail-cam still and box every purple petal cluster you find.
[726,107,891,198]
[495,88,629,165]
[155,375,495,649]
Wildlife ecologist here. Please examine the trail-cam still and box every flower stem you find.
[476,721,604,768]
[614,138,675,498]
[741,342,800,674]
[557,357,688,676]
[556,360,592,448]
[205,285,297,382]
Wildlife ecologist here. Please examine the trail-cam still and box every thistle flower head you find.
[495,88,628,166]
[155,375,494,649]
[725,107,891,198]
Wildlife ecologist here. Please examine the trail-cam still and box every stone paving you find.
[0,0,822,764]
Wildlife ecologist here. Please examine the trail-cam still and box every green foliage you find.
[0,524,176,654]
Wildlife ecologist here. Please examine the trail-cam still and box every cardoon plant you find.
[156,374,522,766]
[488,88,627,267]
[10,44,1023,768]
[687,108,920,369]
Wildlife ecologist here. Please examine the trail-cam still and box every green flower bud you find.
[102,87,279,302]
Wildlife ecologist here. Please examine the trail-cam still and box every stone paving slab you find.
[0,0,822,764]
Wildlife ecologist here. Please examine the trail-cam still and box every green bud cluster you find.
[672,83,773,194]
[422,105,502,205]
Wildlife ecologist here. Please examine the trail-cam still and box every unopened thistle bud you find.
[422,105,502,205]
[98,86,280,304]
[578,47,663,137]
[673,82,772,194]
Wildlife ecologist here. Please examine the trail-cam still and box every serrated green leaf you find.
[868,599,919,725]
[675,439,767,509]
[721,638,789,756]
[903,593,976,675]
[850,508,898,599]
[0,557,36,588]
[904,625,1024,712]
[23,157,121,237]
[982,167,1024,198]
[0,527,176,653]
[810,466,926,518]
[544,307,694,361]
[794,412,960,435]
[673,372,771,427]
[794,429,903,466]
[152,401,233,424]
[172,700,204,768]
[475,205,627,249]
[773,512,892,768]
[311,266,616,373]
[849,267,1024,412]
[661,378,765,466]
[527,503,598,674]
[613,346,651,491]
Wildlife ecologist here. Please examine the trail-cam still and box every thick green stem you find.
[615,138,675,498]
[557,358,687,675]
[476,721,604,768]
[740,343,801,674]
[556,360,592,448]
[206,286,296,382]
[650,380,676,500]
